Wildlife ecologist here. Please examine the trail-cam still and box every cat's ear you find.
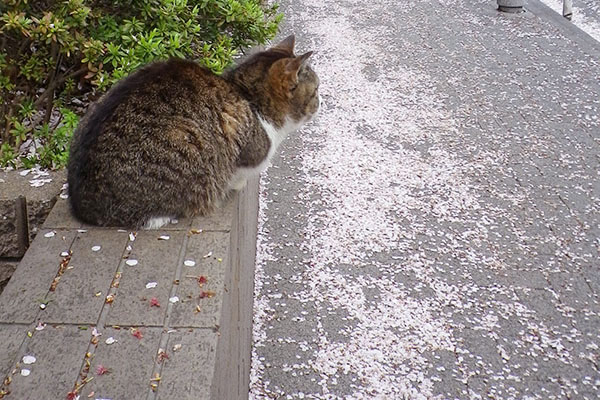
[271,34,295,54]
[285,51,313,75]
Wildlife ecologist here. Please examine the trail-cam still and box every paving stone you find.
[42,229,129,324]
[0,324,27,378]
[189,195,235,232]
[169,232,229,328]
[42,198,82,230]
[5,325,90,399]
[157,328,217,399]
[105,230,186,327]
[79,326,163,399]
[0,229,78,324]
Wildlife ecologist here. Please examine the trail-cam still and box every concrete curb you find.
[0,175,260,399]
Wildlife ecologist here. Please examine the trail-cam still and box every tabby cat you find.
[67,35,319,228]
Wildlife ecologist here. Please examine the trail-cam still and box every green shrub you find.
[0,0,282,169]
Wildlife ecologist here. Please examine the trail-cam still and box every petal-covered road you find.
[252,0,600,398]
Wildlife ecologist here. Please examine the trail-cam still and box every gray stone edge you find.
[211,175,259,400]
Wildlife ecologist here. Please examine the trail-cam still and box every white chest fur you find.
[228,116,302,190]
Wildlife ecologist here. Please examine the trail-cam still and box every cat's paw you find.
[143,216,174,230]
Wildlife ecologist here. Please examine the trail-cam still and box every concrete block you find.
[0,229,78,324]
[0,199,19,258]
[158,329,218,399]
[42,229,130,325]
[169,232,229,328]
[5,325,90,399]
[0,324,26,378]
[0,260,18,294]
[0,169,65,258]
[189,195,235,232]
[79,327,163,399]
[105,231,186,327]
[42,198,82,230]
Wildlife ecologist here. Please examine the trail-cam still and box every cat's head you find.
[229,35,320,131]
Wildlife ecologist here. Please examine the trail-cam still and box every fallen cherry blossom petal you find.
[184,260,196,267]
[129,232,136,241]
[60,251,70,257]
[77,229,88,233]
[92,328,101,337]
[172,344,182,352]
[158,235,170,240]
[91,246,101,252]
[22,355,36,364]
[203,251,212,258]
[145,282,158,289]
[105,337,116,345]
[125,259,138,266]
[20,369,30,377]
[150,297,161,307]
[35,322,46,331]
[44,231,55,238]
[169,296,179,303]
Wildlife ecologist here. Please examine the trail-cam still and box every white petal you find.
[35,322,46,331]
[44,231,55,238]
[129,232,136,241]
[60,251,69,257]
[22,355,36,364]
[105,337,116,345]
[158,235,170,240]
[184,260,196,267]
[91,245,101,252]
[169,296,179,303]
[146,282,158,289]
[20,369,31,376]
[125,259,138,266]
[203,251,213,258]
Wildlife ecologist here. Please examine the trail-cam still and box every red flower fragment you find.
[66,390,78,400]
[131,328,143,339]
[199,290,215,299]
[197,276,207,285]
[157,349,169,363]
[150,297,160,307]
[96,365,110,375]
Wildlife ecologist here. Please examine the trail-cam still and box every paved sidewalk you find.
[252,0,600,398]
[0,186,256,399]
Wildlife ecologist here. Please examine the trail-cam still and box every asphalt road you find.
[251,0,600,398]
